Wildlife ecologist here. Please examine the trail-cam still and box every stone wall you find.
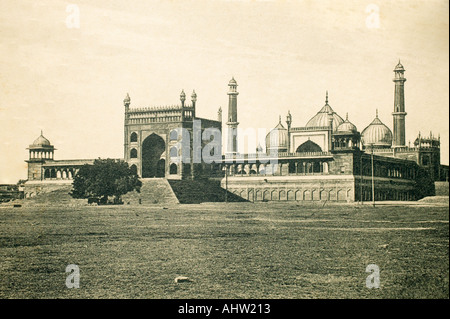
[222,175,355,202]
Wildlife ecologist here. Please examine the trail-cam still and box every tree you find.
[70,158,141,204]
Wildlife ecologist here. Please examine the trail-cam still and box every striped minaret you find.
[226,77,239,155]
[392,60,407,147]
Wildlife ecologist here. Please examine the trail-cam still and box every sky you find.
[0,0,448,183]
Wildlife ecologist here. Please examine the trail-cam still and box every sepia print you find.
[0,0,448,306]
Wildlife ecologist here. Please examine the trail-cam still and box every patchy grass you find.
[0,202,448,299]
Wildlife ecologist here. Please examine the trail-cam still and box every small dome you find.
[336,114,357,133]
[265,117,288,152]
[394,60,405,71]
[228,77,237,85]
[361,113,393,148]
[32,132,51,146]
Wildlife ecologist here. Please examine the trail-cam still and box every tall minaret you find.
[392,60,407,147]
[123,93,131,161]
[226,77,239,155]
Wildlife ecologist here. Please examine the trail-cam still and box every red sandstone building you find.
[24,61,448,202]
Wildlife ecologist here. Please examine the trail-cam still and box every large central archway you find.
[142,133,166,178]
[296,140,322,153]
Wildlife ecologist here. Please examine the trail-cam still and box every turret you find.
[218,107,222,122]
[191,90,197,107]
[180,90,186,107]
[123,93,131,110]
[286,110,292,129]
[191,90,197,118]
[286,110,292,152]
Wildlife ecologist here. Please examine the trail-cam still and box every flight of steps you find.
[168,179,246,204]
[435,182,449,196]
[122,178,179,205]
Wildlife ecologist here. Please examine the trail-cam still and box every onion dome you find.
[265,116,288,152]
[305,92,344,130]
[32,131,51,146]
[336,113,357,133]
[361,111,393,148]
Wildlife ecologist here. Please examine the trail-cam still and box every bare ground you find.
[0,201,448,299]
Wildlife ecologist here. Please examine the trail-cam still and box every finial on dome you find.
[395,60,405,71]
[279,115,281,123]
[325,91,328,104]
[41,129,43,136]
[345,113,348,121]
[376,109,379,118]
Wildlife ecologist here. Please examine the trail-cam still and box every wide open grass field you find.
[0,202,448,299]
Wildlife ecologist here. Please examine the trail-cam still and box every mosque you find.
[23,61,448,202]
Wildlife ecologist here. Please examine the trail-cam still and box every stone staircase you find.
[168,179,246,204]
[435,182,449,196]
[122,178,179,205]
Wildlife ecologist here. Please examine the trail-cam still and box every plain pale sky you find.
[0,0,448,183]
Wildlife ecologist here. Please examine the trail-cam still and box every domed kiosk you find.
[333,113,360,149]
[27,131,55,161]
